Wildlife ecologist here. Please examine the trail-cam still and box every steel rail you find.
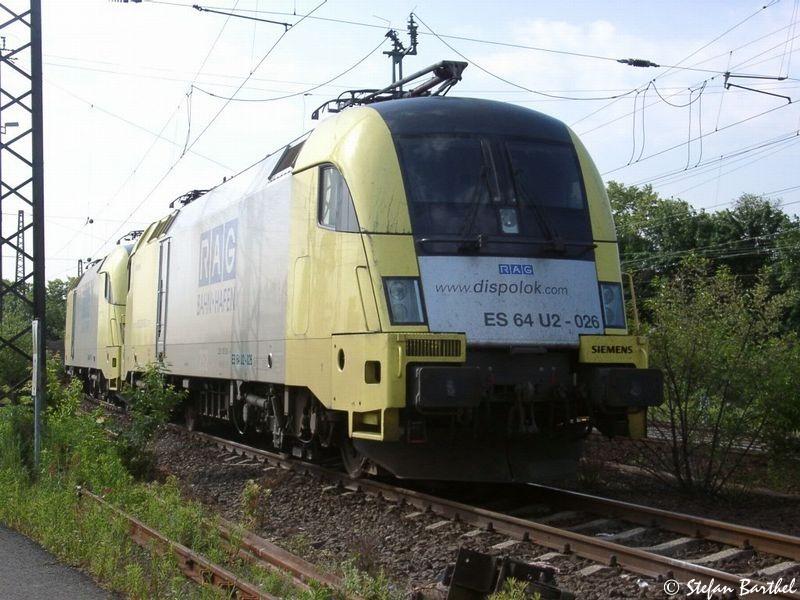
[526,483,800,561]
[77,487,275,600]
[174,426,800,600]
[216,517,345,591]
[81,402,346,595]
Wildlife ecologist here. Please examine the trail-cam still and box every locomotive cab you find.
[287,97,663,481]
[65,244,130,396]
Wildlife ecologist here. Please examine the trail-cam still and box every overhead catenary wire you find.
[42,12,798,103]
[627,89,641,165]
[190,37,386,102]
[622,221,800,268]
[786,2,799,75]
[570,14,800,144]
[54,1,799,268]
[658,134,800,191]
[413,12,640,101]
[655,0,780,81]
[780,0,800,76]
[575,45,796,138]
[669,19,800,77]
[674,136,800,196]
[46,129,311,281]
[725,29,800,72]
[632,128,800,194]
[146,0,784,79]
[600,99,797,176]
[45,81,230,170]
[629,128,800,187]
[44,55,362,92]
[54,0,243,261]
[46,57,800,101]
[570,3,787,128]
[636,84,649,162]
[694,84,704,167]
[49,98,185,259]
[622,234,800,274]
[142,0,711,72]
[89,0,328,261]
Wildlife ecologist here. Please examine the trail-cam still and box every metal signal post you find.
[0,0,46,469]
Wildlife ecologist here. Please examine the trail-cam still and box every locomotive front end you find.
[285,95,663,482]
[313,98,661,481]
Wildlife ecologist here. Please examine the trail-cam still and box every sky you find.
[1,0,799,281]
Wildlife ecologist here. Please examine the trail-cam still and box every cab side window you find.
[318,165,359,232]
[103,273,113,304]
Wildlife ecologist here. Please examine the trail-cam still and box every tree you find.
[706,194,793,280]
[0,288,32,396]
[638,261,800,494]
[45,278,74,341]
[0,277,73,397]
[607,183,800,329]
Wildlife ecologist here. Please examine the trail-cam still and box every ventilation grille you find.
[405,338,462,358]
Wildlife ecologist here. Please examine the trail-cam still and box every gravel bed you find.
[150,427,718,598]
[575,436,800,537]
[735,551,800,575]
[84,396,799,598]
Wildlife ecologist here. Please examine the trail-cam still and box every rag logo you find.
[199,219,237,286]
[498,263,534,276]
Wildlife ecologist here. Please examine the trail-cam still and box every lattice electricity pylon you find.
[0,0,45,409]
[14,208,23,281]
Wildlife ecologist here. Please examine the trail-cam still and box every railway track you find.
[169,424,800,599]
[78,397,349,597]
[77,487,274,599]
[77,485,348,598]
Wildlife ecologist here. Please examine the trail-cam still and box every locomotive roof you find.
[368,96,571,143]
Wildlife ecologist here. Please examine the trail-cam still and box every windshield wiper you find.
[503,147,565,251]
[483,235,596,256]
[458,233,487,254]
[416,235,595,255]
[414,234,486,254]
[458,165,489,246]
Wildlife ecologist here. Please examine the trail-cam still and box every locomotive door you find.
[155,238,171,360]
[69,289,77,360]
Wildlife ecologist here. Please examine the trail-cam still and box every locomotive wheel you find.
[184,403,198,432]
[340,439,368,479]
[230,399,248,436]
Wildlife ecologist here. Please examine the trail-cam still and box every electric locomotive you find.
[66,63,662,482]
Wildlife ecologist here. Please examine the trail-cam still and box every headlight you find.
[383,277,426,325]
[599,282,626,329]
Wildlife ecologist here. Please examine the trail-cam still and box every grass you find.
[0,406,215,599]
[0,360,403,599]
[488,579,542,600]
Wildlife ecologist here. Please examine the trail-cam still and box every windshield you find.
[396,135,593,257]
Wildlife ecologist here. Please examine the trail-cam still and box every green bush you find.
[117,363,186,479]
[488,579,541,600]
[0,401,206,597]
[0,363,343,598]
[641,260,800,493]
[341,557,400,600]
[241,478,271,530]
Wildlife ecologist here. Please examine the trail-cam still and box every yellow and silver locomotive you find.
[66,65,662,482]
